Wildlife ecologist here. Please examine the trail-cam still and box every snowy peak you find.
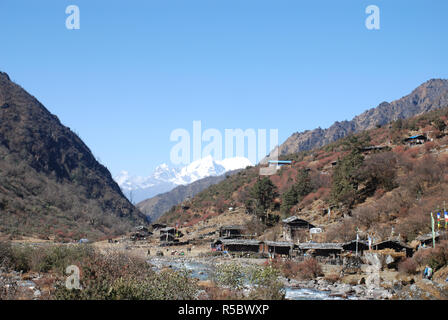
[176,155,226,184]
[153,163,179,181]
[217,157,253,171]
[114,157,253,202]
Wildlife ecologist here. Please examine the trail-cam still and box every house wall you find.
[220,229,242,238]
[224,244,260,253]
[266,245,291,255]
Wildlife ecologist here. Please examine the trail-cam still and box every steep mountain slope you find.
[158,92,448,245]
[136,169,241,222]
[273,79,448,157]
[115,156,252,203]
[0,72,146,240]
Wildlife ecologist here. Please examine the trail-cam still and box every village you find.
[90,199,448,300]
[4,130,446,300]
[125,212,441,262]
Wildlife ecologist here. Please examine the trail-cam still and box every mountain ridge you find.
[136,169,242,223]
[116,156,253,203]
[0,71,146,240]
[270,79,448,158]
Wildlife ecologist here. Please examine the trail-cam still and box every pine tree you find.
[330,148,364,208]
[280,186,298,215]
[295,168,313,198]
[250,177,278,220]
[280,168,313,216]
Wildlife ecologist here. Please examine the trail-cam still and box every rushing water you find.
[148,257,353,300]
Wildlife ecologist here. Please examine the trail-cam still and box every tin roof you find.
[298,243,343,250]
[221,239,262,246]
[372,239,411,249]
[264,241,293,247]
[415,232,440,241]
[282,216,312,224]
[220,225,245,230]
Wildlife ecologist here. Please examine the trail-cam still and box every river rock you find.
[385,255,394,265]
[33,289,41,298]
[353,285,365,295]
[367,288,393,299]
[317,279,328,287]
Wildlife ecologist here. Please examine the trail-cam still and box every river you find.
[148,257,355,300]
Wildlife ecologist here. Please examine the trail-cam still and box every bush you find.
[247,265,285,300]
[324,273,340,283]
[54,250,199,300]
[296,258,323,280]
[212,263,285,300]
[3,244,94,274]
[268,258,301,279]
[213,263,245,291]
[398,258,418,275]
[0,241,15,271]
[10,246,33,273]
[109,269,199,300]
[411,241,448,272]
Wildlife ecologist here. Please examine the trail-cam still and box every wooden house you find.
[415,232,440,247]
[152,223,167,230]
[297,243,343,257]
[341,240,369,255]
[282,216,315,242]
[264,241,293,256]
[219,225,245,239]
[221,239,264,253]
[371,240,413,257]
[160,233,176,242]
[403,135,427,145]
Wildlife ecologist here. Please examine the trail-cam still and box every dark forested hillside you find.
[0,72,146,240]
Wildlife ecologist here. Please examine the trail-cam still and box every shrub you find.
[247,265,285,300]
[296,258,322,280]
[213,263,245,291]
[268,258,302,279]
[279,260,301,279]
[2,244,94,274]
[54,250,199,300]
[324,273,340,283]
[212,263,285,300]
[412,242,448,272]
[398,258,418,275]
[0,241,14,270]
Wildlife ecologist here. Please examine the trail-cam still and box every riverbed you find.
[147,256,357,300]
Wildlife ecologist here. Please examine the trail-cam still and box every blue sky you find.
[0,1,447,177]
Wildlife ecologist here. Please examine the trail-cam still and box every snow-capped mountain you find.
[115,156,253,203]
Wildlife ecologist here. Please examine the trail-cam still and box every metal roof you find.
[268,160,292,164]
[221,239,262,245]
[415,232,440,241]
[341,240,369,246]
[264,241,293,247]
[371,239,411,249]
[220,225,245,230]
[404,135,427,141]
[298,243,343,250]
[282,216,311,224]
